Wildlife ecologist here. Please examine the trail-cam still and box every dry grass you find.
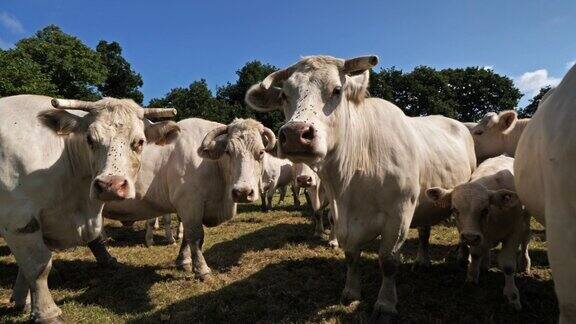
[0,193,556,323]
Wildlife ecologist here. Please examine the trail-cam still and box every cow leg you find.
[499,239,522,311]
[88,233,118,267]
[312,209,324,238]
[304,190,313,211]
[188,223,211,279]
[260,190,268,212]
[3,229,63,323]
[266,190,274,210]
[340,249,362,305]
[293,186,301,208]
[11,267,31,313]
[517,217,531,274]
[145,218,156,247]
[176,221,184,241]
[456,242,471,269]
[327,210,339,248]
[278,186,287,204]
[175,233,193,272]
[372,203,414,320]
[163,214,176,244]
[413,226,431,271]
[466,246,483,284]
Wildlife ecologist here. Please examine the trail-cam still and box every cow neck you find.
[64,134,93,180]
[503,119,529,156]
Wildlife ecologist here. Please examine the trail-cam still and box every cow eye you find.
[473,130,484,136]
[332,86,342,96]
[133,139,145,153]
[258,150,265,160]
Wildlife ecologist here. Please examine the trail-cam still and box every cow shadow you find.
[204,222,327,273]
[0,257,173,317]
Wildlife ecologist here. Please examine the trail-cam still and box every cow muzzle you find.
[93,175,130,201]
[296,175,314,188]
[231,186,257,203]
[278,122,316,156]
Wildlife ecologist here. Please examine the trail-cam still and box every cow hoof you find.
[197,272,213,282]
[328,239,339,249]
[145,240,154,248]
[179,263,193,272]
[340,289,361,306]
[370,304,398,323]
[412,261,431,273]
[166,238,176,245]
[313,231,324,238]
[36,315,65,324]
[510,300,522,311]
[14,302,31,314]
[98,256,119,269]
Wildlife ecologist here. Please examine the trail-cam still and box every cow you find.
[87,118,275,278]
[468,110,530,162]
[426,155,531,310]
[245,55,475,318]
[0,95,178,323]
[515,65,576,323]
[260,153,301,211]
[293,163,338,247]
[145,214,183,247]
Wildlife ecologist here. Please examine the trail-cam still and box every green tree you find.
[518,86,552,118]
[0,49,57,97]
[96,41,144,104]
[15,25,107,100]
[441,67,521,121]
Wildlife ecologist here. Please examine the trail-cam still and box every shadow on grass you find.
[0,258,173,317]
[0,245,11,257]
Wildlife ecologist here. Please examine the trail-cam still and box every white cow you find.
[0,95,178,323]
[293,163,338,247]
[426,155,531,310]
[468,110,530,162]
[90,118,276,278]
[245,55,475,318]
[515,65,576,323]
[260,153,301,211]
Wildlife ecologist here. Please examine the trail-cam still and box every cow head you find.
[199,119,276,203]
[38,98,180,201]
[426,181,519,246]
[245,55,378,166]
[469,110,518,162]
[293,163,318,188]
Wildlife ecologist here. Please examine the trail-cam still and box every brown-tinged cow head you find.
[38,97,180,201]
[470,110,518,162]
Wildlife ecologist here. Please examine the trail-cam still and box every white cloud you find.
[515,69,561,98]
[567,60,576,70]
[0,12,24,34]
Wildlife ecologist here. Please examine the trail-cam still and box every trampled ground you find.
[0,194,557,323]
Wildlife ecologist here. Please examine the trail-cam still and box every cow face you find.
[293,163,318,188]
[245,55,378,166]
[470,110,518,162]
[426,184,519,246]
[199,119,276,203]
[38,98,180,201]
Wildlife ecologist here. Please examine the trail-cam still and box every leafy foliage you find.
[0,49,57,96]
[97,41,144,104]
[518,86,552,118]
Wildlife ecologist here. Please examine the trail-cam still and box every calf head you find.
[245,55,378,166]
[293,163,318,188]
[199,119,276,203]
[38,98,180,201]
[426,183,519,246]
[470,110,518,162]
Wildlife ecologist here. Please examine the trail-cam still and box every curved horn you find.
[51,98,98,111]
[201,125,228,150]
[261,65,296,89]
[343,55,379,74]
[143,108,178,119]
[261,127,277,151]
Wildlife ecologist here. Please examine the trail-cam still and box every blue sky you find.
[1,0,575,107]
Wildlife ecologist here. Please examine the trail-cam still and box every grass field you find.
[0,193,557,323]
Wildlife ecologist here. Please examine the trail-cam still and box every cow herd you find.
[0,55,574,323]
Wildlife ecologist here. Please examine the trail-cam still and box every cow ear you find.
[245,83,283,112]
[145,121,181,145]
[344,70,370,104]
[498,111,517,134]
[37,110,83,135]
[198,138,227,160]
[489,189,519,210]
[425,187,453,208]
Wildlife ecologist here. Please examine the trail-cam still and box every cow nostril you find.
[119,179,128,189]
[247,189,255,198]
[302,126,314,141]
[94,180,106,193]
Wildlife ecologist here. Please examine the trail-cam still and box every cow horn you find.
[202,125,228,150]
[261,66,296,90]
[343,55,379,74]
[143,108,178,119]
[51,98,99,111]
[261,127,276,151]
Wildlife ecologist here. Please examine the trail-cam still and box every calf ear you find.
[145,121,181,145]
[37,110,83,135]
[245,83,283,112]
[489,189,519,210]
[425,187,453,208]
[497,111,517,134]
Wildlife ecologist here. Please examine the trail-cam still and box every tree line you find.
[0,25,549,131]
